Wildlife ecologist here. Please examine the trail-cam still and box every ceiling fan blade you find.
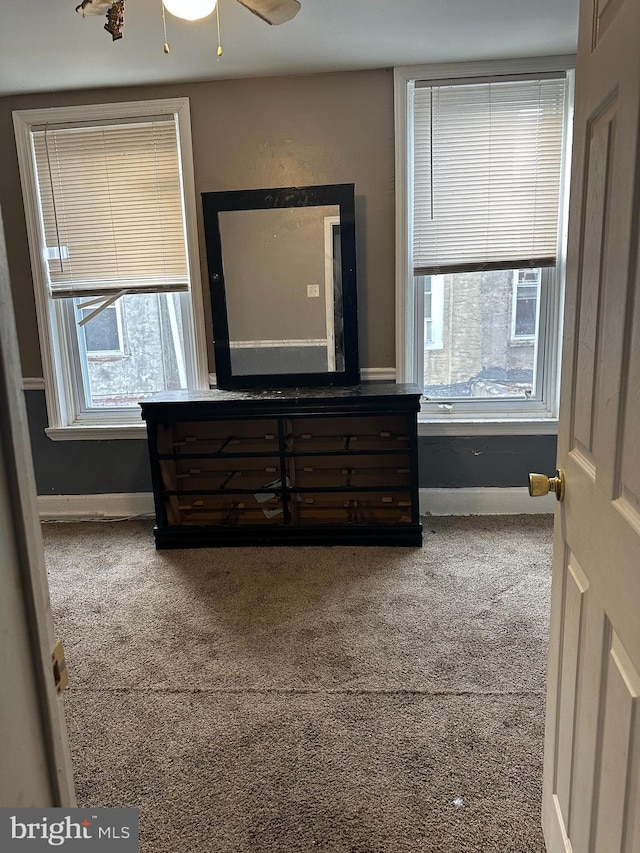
[236,0,301,25]
[75,0,116,15]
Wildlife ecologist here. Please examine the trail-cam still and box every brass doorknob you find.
[528,470,565,501]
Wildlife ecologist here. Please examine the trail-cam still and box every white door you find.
[0,211,75,806]
[542,0,640,849]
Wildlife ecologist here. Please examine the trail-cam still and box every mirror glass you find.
[219,204,343,376]
[202,184,359,390]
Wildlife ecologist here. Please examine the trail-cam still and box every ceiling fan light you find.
[162,0,218,21]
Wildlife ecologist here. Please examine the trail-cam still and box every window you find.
[395,59,574,432]
[80,301,124,357]
[511,269,541,341]
[420,276,444,350]
[424,282,433,344]
[13,98,207,438]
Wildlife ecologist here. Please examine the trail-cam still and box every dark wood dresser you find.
[140,383,423,548]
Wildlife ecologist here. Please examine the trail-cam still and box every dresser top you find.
[140,382,423,418]
[142,382,420,405]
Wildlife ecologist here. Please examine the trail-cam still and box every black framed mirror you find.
[202,183,359,390]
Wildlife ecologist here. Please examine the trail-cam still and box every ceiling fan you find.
[75,0,301,43]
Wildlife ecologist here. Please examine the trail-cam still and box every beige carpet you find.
[44,515,553,852]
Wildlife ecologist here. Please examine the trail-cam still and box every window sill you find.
[417,418,558,436]
[45,422,148,441]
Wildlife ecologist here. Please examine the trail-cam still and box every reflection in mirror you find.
[202,184,359,390]
[219,205,343,376]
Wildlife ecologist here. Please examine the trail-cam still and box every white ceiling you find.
[0,0,579,98]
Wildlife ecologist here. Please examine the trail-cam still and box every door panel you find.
[616,281,640,525]
[572,102,616,464]
[554,555,589,828]
[593,0,626,47]
[591,630,640,853]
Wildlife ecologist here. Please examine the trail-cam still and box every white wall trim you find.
[420,487,556,516]
[13,109,66,429]
[209,367,396,387]
[176,97,212,393]
[418,418,558,436]
[395,55,576,85]
[38,492,154,521]
[37,487,554,521]
[22,377,46,391]
[229,339,328,348]
[324,214,340,371]
[394,65,414,384]
[44,423,148,441]
[361,367,396,382]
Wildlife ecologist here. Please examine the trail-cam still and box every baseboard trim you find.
[38,487,553,521]
[420,487,556,516]
[38,493,155,521]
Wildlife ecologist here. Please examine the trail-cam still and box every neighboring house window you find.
[13,98,207,438]
[511,269,541,341]
[420,275,444,350]
[80,301,124,358]
[395,59,574,431]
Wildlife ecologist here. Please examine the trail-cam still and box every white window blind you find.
[33,117,190,298]
[413,76,567,274]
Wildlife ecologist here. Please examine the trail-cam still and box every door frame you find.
[0,207,75,806]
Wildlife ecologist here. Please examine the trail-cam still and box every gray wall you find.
[419,435,557,488]
[24,393,152,495]
[0,69,557,495]
[0,70,396,377]
[24,389,556,494]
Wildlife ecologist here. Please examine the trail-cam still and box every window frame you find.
[13,98,209,440]
[394,57,575,435]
